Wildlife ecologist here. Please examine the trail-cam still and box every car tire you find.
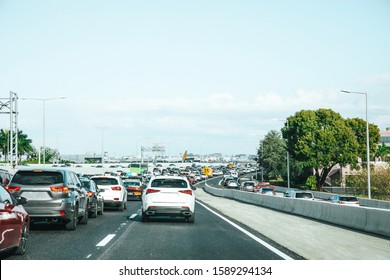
[118,201,124,211]
[90,203,98,218]
[98,202,104,215]
[187,212,195,223]
[141,211,149,222]
[79,204,89,224]
[14,221,29,255]
[65,206,78,231]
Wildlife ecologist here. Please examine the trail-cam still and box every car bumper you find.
[143,206,194,218]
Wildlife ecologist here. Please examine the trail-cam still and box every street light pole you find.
[340,90,371,199]
[22,97,66,166]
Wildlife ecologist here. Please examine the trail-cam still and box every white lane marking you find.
[96,234,116,247]
[130,214,137,219]
[86,254,92,258]
[196,200,293,260]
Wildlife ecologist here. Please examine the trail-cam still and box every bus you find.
[128,163,148,176]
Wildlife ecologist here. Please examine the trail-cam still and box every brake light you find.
[179,190,192,195]
[338,201,345,204]
[50,186,70,193]
[111,186,122,191]
[88,191,94,197]
[59,210,66,216]
[127,187,142,191]
[146,189,160,194]
[6,186,21,192]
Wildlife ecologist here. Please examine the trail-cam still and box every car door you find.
[72,173,87,215]
[0,186,22,251]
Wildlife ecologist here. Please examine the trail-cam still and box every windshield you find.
[151,179,187,188]
[12,171,63,185]
[340,196,358,202]
[296,192,313,199]
[91,178,119,185]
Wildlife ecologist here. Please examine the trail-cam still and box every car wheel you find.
[90,203,98,218]
[65,206,78,230]
[187,212,195,223]
[118,201,124,211]
[141,211,149,222]
[98,201,104,215]
[79,204,89,224]
[14,221,29,255]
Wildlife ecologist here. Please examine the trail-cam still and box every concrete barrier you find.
[204,182,390,238]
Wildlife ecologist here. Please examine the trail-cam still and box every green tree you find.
[17,130,34,162]
[376,143,390,162]
[346,167,390,200]
[0,129,9,161]
[345,118,380,163]
[257,130,286,180]
[282,109,360,191]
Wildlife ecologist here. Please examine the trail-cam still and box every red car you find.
[0,184,30,256]
[253,182,275,192]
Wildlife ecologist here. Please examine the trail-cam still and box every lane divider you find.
[96,234,116,247]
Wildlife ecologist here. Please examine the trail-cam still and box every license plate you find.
[129,192,141,196]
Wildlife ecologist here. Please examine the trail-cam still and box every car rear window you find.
[91,178,119,185]
[340,196,358,202]
[151,179,187,188]
[12,171,63,185]
[261,188,274,192]
[295,192,313,199]
[124,181,141,186]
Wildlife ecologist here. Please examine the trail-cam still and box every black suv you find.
[7,168,89,230]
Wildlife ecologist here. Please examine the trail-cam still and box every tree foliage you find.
[345,118,380,162]
[281,109,360,190]
[346,167,390,201]
[0,129,34,161]
[257,130,304,184]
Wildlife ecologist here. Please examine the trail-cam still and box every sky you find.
[1,0,389,158]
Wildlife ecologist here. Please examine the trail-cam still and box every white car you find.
[226,179,240,189]
[90,175,127,211]
[141,176,195,223]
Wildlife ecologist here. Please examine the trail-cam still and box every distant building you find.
[380,127,390,147]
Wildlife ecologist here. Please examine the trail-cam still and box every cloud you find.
[361,73,390,86]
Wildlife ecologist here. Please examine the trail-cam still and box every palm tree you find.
[17,130,34,162]
[0,129,34,162]
[0,129,9,161]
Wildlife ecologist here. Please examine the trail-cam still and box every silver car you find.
[6,168,89,230]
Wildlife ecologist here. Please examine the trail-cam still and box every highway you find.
[3,193,293,260]
[2,174,390,260]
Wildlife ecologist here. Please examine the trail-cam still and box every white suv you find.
[90,175,127,211]
[141,176,195,223]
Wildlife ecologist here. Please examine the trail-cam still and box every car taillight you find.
[88,191,94,197]
[146,189,160,195]
[338,201,345,204]
[59,210,66,216]
[6,186,21,192]
[50,186,70,193]
[179,190,192,195]
[111,186,122,191]
[128,187,142,191]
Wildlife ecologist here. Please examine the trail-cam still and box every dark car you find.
[0,184,30,255]
[6,168,89,230]
[0,169,13,188]
[123,179,143,200]
[79,177,104,217]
